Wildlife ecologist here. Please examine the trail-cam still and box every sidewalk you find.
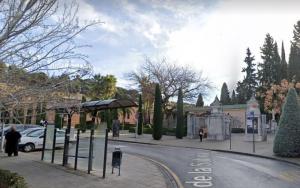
[110,133,300,166]
[0,151,167,188]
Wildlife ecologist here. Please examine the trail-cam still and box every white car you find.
[20,127,44,136]
[19,129,66,152]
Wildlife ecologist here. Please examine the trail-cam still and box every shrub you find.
[0,169,27,188]
[143,128,153,134]
[162,128,176,136]
[231,128,245,133]
[129,127,136,133]
[273,88,300,157]
[122,123,135,130]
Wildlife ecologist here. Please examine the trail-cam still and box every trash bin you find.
[112,148,122,176]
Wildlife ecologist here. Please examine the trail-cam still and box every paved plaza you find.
[0,151,167,188]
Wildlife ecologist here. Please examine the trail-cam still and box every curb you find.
[130,153,184,188]
[108,139,300,167]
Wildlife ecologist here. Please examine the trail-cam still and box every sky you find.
[75,0,300,104]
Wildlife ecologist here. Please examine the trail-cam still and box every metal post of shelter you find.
[74,129,80,170]
[51,128,57,163]
[103,129,108,178]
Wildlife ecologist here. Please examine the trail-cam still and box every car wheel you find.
[23,143,35,152]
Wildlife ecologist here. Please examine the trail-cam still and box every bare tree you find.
[0,0,98,73]
[0,0,99,122]
[129,57,211,110]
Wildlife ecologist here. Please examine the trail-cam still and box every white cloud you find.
[163,0,300,103]
[75,0,300,104]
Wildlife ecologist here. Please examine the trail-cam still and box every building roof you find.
[210,96,220,106]
[81,99,138,111]
[222,104,247,109]
[185,103,247,113]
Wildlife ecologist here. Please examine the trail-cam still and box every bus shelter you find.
[41,99,137,178]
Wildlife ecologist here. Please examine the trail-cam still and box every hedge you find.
[129,127,176,136]
[231,128,245,133]
[0,169,27,188]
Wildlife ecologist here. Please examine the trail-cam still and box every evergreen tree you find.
[273,88,300,157]
[220,82,231,105]
[152,84,163,140]
[137,94,143,135]
[79,96,87,131]
[273,42,282,84]
[258,34,277,86]
[196,93,204,107]
[280,41,288,80]
[288,21,300,82]
[176,88,184,139]
[55,110,63,129]
[241,48,257,99]
[231,90,237,104]
[236,82,247,104]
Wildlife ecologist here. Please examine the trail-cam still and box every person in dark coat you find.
[5,126,21,157]
[199,128,204,142]
[112,119,120,137]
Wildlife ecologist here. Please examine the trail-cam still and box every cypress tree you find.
[55,111,62,129]
[280,41,288,80]
[176,88,184,139]
[79,96,87,130]
[273,42,282,84]
[196,93,204,107]
[236,81,247,104]
[220,82,231,105]
[152,84,163,140]
[273,88,300,157]
[288,21,300,82]
[241,48,257,100]
[258,33,276,86]
[231,90,237,104]
[137,94,143,135]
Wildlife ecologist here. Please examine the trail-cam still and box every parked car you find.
[0,124,40,138]
[20,127,44,136]
[19,129,66,152]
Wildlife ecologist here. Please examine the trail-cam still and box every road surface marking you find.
[186,152,213,187]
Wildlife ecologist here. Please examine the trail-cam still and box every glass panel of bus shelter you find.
[92,123,107,175]
[72,129,90,172]
[53,128,66,165]
[64,128,77,168]
[44,125,55,162]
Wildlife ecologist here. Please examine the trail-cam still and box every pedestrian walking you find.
[112,118,120,137]
[5,126,21,157]
[40,119,44,126]
[199,128,203,142]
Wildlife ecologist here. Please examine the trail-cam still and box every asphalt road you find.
[108,140,300,188]
[49,137,300,188]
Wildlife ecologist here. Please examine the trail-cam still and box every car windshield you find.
[21,128,42,135]
[27,130,44,137]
